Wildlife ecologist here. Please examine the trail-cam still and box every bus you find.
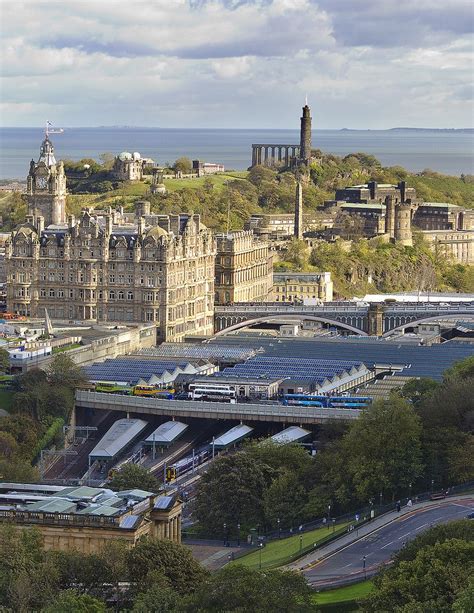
[281,394,324,407]
[327,396,372,408]
[132,385,174,398]
[95,382,131,395]
[188,384,237,404]
[281,394,373,409]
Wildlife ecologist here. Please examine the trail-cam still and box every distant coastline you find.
[2,126,473,132]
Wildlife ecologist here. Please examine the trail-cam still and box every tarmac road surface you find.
[304,498,474,588]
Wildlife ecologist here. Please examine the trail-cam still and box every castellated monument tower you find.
[394,202,413,246]
[26,136,67,227]
[300,103,312,164]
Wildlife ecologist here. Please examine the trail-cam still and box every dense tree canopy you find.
[109,463,160,493]
[189,565,313,613]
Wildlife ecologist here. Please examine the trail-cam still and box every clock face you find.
[36,176,47,190]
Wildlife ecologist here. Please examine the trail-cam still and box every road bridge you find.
[214,301,474,336]
[75,391,361,425]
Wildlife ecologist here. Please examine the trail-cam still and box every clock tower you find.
[26,135,66,226]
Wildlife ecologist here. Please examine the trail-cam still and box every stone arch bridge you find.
[214,302,474,337]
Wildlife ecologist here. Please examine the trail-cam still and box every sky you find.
[1,0,473,129]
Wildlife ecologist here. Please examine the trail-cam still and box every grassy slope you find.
[235,522,350,569]
[312,580,374,605]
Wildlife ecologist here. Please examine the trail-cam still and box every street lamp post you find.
[363,555,367,580]
[431,479,434,492]
[259,543,264,569]
[300,534,303,553]
[223,523,227,547]
[332,518,336,533]
[277,518,281,539]
[379,492,383,507]
[237,523,241,547]
[327,504,331,523]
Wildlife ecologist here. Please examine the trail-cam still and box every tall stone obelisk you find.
[295,180,303,239]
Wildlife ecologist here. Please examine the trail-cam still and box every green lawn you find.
[0,389,14,412]
[234,522,350,569]
[312,580,374,606]
[163,172,248,193]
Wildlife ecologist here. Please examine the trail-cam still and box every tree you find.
[43,590,106,613]
[0,348,9,373]
[109,463,160,493]
[132,580,184,613]
[47,354,86,390]
[188,565,313,612]
[127,538,208,595]
[0,526,59,611]
[263,472,308,528]
[364,539,474,612]
[172,157,193,174]
[284,239,309,271]
[443,356,474,382]
[193,452,269,534]
[341,398,423,502]
[400,377,440,406]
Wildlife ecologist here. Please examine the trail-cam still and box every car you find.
[467,511,474,520]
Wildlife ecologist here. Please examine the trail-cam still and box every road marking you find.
[398,532,413,540]
[380,540,396,549]
[415,523,429,531]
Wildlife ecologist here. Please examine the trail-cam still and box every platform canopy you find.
[143,421,188,447]
[213,424,254,449]
[89,419,148,461]
[270,426,310,444]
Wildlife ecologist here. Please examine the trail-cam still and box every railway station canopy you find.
[213,424,254,449]
[271,426,311,444]
[89,419,148,462]
[143,421,188,447]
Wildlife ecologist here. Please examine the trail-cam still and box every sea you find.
[0,127,473,180]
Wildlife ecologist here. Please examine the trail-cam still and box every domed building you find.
[113,150,144,181]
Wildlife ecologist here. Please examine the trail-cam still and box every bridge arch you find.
[213,315,368,337]
[382,313,468,337]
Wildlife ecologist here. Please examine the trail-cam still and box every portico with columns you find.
[150,495,183,543]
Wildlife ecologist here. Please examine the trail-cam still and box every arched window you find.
[118,291,125,300]
[127,291,133,300]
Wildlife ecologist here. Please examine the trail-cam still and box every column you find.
[264,147,269,164]
[285,147,289,166]
[271,146,275,163]
[278,147,282,162]
[251,147,256,166]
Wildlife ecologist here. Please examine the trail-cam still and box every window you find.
[109,291,116,300]
[49,289,55,298]
[118,291,125,300]
[127,291,134,300]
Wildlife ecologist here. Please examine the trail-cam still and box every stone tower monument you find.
[26,135,66,227]
[295,180,303,239]
[394,202,413,246]
[300,103,312,164]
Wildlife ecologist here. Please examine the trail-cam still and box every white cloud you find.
[0,0,472,128]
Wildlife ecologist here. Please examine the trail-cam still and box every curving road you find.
[302,498,474,588]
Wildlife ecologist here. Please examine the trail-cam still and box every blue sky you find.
[1,0,472,128]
